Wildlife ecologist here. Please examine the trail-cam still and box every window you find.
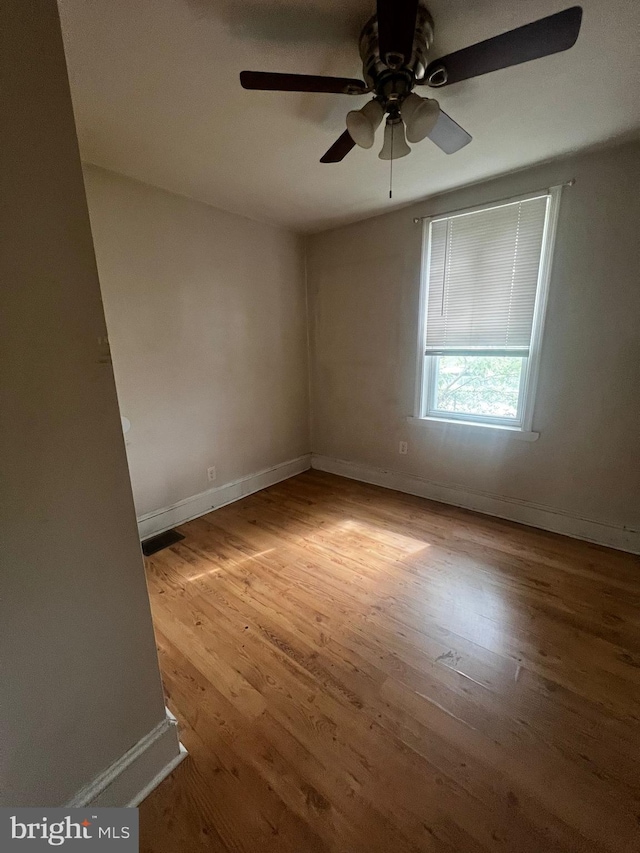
[415,187,561,433]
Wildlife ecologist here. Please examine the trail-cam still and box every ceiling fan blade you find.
[377,0,419,68]
[240,71,368,95]
[422,6,583,87]
[320,130,356,163]
[427,110,472,154]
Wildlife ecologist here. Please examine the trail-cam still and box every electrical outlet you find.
[207,466,217,482]
[399,441,408,455]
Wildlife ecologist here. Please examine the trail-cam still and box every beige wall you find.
[0,1,171,805]
[83,165,310,519]
[307,140,640,533]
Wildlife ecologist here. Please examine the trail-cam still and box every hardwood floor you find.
[139,470,640,853]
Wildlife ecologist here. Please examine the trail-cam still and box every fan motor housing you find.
[359,2,434,110]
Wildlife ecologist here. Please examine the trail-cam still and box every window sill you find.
[407,416,539,441]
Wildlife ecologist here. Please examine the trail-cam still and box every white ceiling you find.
[59,0,640,233]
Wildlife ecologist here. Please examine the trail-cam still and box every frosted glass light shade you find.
[401,93,440,143]
[346,100,384,149]
[378,120,411,160]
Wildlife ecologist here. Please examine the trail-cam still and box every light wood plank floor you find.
[140,470,640,853]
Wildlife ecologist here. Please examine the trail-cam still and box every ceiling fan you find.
[239,1,583,164]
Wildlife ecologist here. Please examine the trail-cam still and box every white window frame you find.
[411,185,563,438]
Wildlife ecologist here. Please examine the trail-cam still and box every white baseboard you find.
[67,710,186,808]
[138,454,311,540]
[312,455,639,554]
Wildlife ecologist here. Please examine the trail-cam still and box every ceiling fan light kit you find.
[346,99,385,149]
[401,93,440,143]
[379,118,411,161]
[240,2,582,168]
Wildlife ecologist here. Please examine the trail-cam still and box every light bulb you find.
[378,120,411,160]
[401,93,440,143]
[346,100,384,149]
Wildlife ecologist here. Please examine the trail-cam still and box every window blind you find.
[425,195,549,356]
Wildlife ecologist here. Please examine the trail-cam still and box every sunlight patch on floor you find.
[186,547,275,580]
[337,518,431,556]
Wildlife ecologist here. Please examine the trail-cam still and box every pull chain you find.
[389,123,394,199]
